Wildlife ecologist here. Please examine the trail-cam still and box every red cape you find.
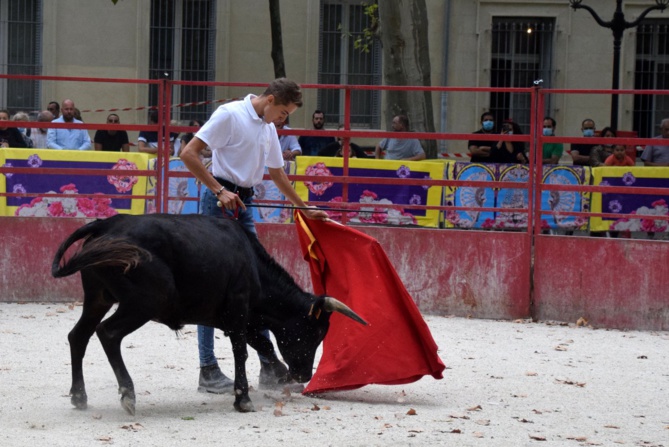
[294,212,445,394]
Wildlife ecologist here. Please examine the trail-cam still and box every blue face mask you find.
[583,129,595,137]
[543,128,553,137]
[482,120,494,131]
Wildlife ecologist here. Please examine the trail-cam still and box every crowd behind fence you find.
[0,76,668,239]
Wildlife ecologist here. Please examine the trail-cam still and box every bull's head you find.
[274,296,367,383]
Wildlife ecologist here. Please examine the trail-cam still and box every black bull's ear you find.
[311,296,367,326]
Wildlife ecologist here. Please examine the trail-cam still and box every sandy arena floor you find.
[1,303,667,447]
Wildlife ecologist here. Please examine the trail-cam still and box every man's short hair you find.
[263,78,303,108]
[395,114,410,130]
[480,112,494,122]
[581,118,595,128]
[544,117,556,127]
[148,109,159,124]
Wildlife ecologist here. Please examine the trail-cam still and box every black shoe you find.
[198,364,234,394]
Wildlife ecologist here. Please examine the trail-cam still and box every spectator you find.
[492,119,528,164]
[74,108,83,122]
[571,118,597,166]
[138,109,175,155]
[47,101,61,119]
[298,109,335,156]
[30,110,54,149]
[177,120,211,162]
[541,117,564,165]
[605,144,635,167]
[641,118,669,167]
[11,111,33,147]
[468,112,496,163]
[276,117,301,161]
[94,113,130,152]
[0,109,28,148]
[374,114,426,161]
[46,99,92,150]
[170,120,181,157]
[320,124,369,158]
[590,127,617,167]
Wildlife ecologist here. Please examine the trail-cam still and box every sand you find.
[1,302,667,447]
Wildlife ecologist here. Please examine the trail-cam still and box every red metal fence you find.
[1,75,668,330]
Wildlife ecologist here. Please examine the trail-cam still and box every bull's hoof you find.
[70,392,88,410]
[233,397,255,413]
[119,387,136,416]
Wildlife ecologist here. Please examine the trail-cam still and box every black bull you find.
[52,214,366,414]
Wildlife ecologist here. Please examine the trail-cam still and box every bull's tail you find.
[51,222,151,278]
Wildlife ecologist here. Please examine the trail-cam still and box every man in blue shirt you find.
[46,99,91,150]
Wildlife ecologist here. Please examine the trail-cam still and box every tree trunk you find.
[378,0,436,158]
[269,0,286,79]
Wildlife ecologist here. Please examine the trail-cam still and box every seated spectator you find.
[74,108,83,122]
[298,110,335,156]
[276,117,301,161]
[319,124,369,158]
[11,111,33,148]
[491,119,527,164]
[641,118,669,167]
[30,110,54,149]
[138,109,175,155]
[46,99,92,150]
[590,127,616,167]
[179,119,211,160]
[374,114,426,161]
[47,101,61,119]
[170,119,181,157]
[94,113,130,152]
[605,144,635,167]
[570,118,597,166]
[468,112,496,163]
[0,109,28,148]
[541,117,564,165]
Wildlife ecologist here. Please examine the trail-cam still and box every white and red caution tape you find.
[439,152,470,158]
[79,96,243,114]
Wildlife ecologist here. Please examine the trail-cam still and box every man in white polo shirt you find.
[180,78,327,395]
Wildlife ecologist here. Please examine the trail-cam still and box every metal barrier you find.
[1,75,668,330]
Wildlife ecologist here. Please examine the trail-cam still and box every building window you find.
[490,18,555,133]
[0,0,41,115]
[634,21,669,138]
[149,0,216,123]
[319,1,381,129]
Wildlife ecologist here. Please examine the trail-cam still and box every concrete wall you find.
[4,216,668,331]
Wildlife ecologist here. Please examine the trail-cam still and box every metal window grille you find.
[318,1,381,129]
[0,0,41,115]
[149,0,216,123]
[490,18,555,134]
[634,20,669,138]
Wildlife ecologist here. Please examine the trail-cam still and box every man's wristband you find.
[215,186,226,196]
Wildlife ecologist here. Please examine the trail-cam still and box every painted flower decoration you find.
[27,154,43,168]
[608,200,623,213]
[396,165,411,178]
[409,194,422,205]
[304,162,333,196]
[107,159,139,193]
[2,162,13,178]
[622,172,636,186]
[12,184,26,194]
[15,183,118,218]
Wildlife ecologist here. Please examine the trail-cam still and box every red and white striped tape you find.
[439,152,470,158]
[79,96,243,114]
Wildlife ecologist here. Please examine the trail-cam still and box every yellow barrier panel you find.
[590,166,669,232]
[294,156,443,227]
[0,148,150,217]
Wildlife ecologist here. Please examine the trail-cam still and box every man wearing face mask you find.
[468,112,496,163]
[570,118,597,166]
[541,117,564,165]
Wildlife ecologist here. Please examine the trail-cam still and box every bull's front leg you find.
[228,332,254,412]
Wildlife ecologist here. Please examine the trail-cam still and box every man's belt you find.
[213,177,254,200]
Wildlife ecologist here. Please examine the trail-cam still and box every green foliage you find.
[341,2,379,54]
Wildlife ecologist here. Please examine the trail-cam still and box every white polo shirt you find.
[196,94,284,188]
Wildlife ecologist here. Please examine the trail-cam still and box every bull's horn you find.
[323,297,368,326]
